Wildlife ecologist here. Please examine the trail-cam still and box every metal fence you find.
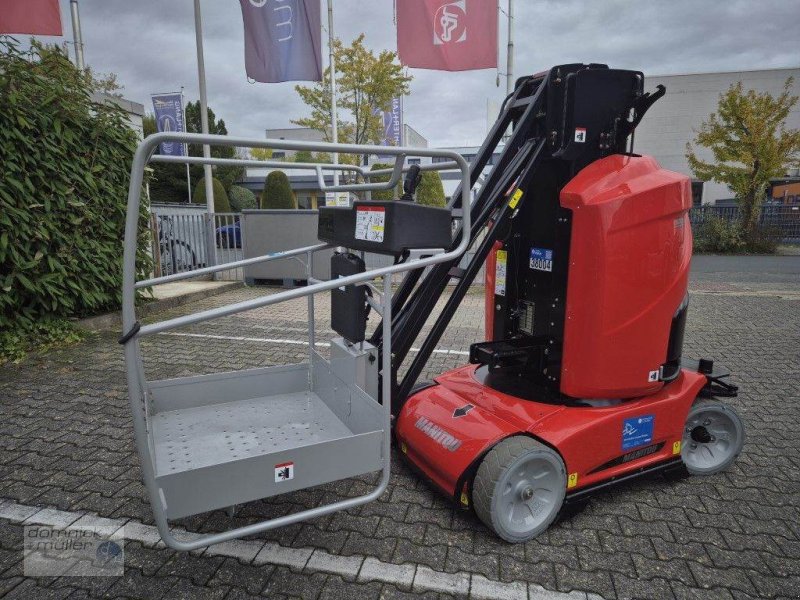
[149,204,244,281]
[689,204,800,243]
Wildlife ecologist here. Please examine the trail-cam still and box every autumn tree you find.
[686,79,800,236]
[293,34,411,163]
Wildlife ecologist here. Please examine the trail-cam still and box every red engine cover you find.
[560,155,692,398]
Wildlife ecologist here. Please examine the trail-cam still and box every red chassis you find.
[396,364,707,506]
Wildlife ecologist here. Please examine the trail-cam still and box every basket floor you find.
[152,391,353,476]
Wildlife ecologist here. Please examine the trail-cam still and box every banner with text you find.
[373,97,403,159]
[151,93,186,157]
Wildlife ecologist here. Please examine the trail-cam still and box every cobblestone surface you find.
[1,275,799,599]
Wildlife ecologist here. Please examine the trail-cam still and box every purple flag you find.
[151,93,186,156]
[239,0,322,83]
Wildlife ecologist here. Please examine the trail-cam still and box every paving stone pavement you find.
[1,278,799,599]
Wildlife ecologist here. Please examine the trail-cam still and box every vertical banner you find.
[397,0,498,71]
[239,0,323,83]
[0,0,62,36]
[373,97,403,159]
[151,93,186,156]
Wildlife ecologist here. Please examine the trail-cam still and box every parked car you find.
[216,219,241,249]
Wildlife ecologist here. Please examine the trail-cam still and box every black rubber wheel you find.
[473,436,566,543]
[681,398,745,475]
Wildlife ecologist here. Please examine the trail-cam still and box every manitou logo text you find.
[250,0,295,42]
[415,417,462,451]
[434,0,467,45]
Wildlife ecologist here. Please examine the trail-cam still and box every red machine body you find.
[396,365,705,499]
[399,154,700,504]
[560,155,692,398]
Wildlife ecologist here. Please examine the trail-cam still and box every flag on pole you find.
[151,94,187,157]
[239,0,322,83]
[397,0,498,71]
[0,0,62,36]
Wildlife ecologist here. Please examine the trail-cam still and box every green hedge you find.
[192,177,231,212]
[228,185,257,212]
[261,171,295,209]
[0,39,151,336]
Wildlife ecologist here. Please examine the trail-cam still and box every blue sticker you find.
[529,247,554,272]
[622,415,655,450]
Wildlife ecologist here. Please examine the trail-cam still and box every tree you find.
[193,177,231,213]
[143,113,191,204]
[250,147,274,161]
[416,171,446,207]
[184,101,244,191]
[293,34,411,155]
[369,163,400,200]
[686,79,800,236]
[261,171,295,209]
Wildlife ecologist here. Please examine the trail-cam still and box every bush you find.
[192,177,231,212]
[693,217,744,253]
[261,171,295,209]
[369,163,400,201]
[416,171,446,207]
[228,185,257,212]
[743,226,780,254]
[0,40,151,342]
[0,318,85,364]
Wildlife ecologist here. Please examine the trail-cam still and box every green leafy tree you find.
[294,34,411,159]
[261,171,295,209]
[184,101,244,191]
[0,38,150,359]
[193,177,231,212]
[228,185,257,212]
[416,171,446,207]
[686,79,800,236]
[250,147,274,161]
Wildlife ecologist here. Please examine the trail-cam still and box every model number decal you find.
[529,247,553,272]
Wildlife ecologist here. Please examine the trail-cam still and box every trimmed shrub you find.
[0,40,151,344]
[228,185,257,212]
[261,171,296,209]
[192,177,231,213]
[416,171,446,207]
[368,163,400,201]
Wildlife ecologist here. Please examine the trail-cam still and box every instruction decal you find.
[621,415,655,451]
[274,461,294,483]
[574,127,587,143]
[355,206,385,242]
[509,188,524,209]
[529,247,553,272]
[494,249,507,296]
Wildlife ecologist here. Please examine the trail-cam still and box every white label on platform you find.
[574,127,587,142]
[495,250,507,297]
[355,206,386,242]
[274,461,294,482]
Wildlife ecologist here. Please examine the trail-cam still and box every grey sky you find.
[34,0,800,147]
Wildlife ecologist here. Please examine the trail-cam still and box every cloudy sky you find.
[29,0,800,147]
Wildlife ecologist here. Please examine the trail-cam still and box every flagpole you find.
[327,0,339,188]
[69,0,85,70]
[506,0,514,95]
[193,0,216,267]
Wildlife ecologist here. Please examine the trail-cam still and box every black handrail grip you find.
[119,321,141,345]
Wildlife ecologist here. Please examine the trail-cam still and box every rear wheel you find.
[473,436,566,543]
[681,399,744,475]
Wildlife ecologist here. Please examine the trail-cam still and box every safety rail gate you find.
[121,132,470,550]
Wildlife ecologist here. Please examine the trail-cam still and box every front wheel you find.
[681,399,745,475]
[473,436,566,543]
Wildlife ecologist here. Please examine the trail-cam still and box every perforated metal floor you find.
[151,392,353,475]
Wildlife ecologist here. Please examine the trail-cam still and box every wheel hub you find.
[690,425,713,444]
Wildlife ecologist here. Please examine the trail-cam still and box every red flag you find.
[397,0,497,71]
[0,0,63,36]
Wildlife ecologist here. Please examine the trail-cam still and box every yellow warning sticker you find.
[400,442,408,454]
[672,441,681,455]
[460,492,469,506]
[509,188,524,208]
[567,472,579,489]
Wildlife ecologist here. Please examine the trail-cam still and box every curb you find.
[75,281,242,332]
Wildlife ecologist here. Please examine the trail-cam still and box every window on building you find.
[273,151,285,159]
[408,158,421,165]
[462,154,476,163]
[432,156,450,163]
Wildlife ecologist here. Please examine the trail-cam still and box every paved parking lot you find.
[1,266,799,599]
